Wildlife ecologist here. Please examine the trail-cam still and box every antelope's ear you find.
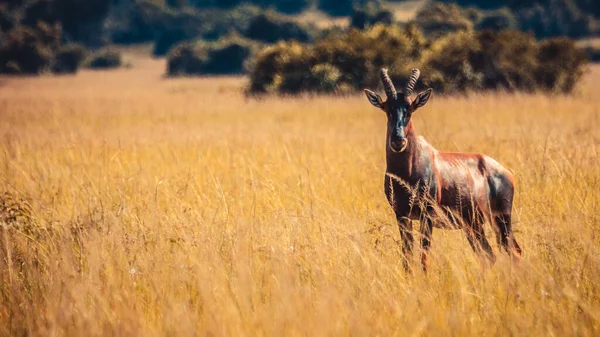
[411,88,432,111]
[364,89,384,109]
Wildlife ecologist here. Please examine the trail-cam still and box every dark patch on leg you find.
[489,171,522,259]
[397,215,414,273]
[420,216,433,272]
[489,172,514,211]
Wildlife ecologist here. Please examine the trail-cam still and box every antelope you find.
[364,68,522,272]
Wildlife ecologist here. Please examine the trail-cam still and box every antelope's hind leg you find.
[495,213,522,259]
[489,172,522,260]
[464,209,496,265]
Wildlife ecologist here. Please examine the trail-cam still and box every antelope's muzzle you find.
[390,138,408,153]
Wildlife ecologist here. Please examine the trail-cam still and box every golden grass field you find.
[1,59,599,336]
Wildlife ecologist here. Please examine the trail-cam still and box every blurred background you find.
[0,0,598,94]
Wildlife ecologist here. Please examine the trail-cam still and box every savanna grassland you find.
[1,58,599,336]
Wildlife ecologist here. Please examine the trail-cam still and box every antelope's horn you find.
[404,68,420,95]
[379,68,396,99]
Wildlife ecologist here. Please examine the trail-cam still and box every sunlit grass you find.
[0,61,599,336]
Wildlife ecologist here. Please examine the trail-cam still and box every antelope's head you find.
[364,68,432,153]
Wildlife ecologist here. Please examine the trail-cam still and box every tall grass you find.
[0,62,599,336]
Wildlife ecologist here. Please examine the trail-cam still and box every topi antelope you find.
[364,68,522,272]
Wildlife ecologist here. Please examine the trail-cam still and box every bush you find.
[582,45,600,62]
[144,4,263,56]
[243,12,314,43]
[52,43,88,74]
[475,8,519,31]
[108,1,217,49]
[153,28,194,56]
[87,49,122,69]
[106,0,163,44]
[577,0,600,19]
[438,0,599,38]
[167,35,257,76]
[413,3,475,37]
[351,3,394,29]
[438,0,599,17]
[420,30,540,93]
[0,7,17,32]
[248,24,426,94]
[0,22,62,74]
[517,0,594,38]
[150,6,209,56]
[248,26,588,95]
[535,37,586,92]
[421,30,587,94]
[21,0,111,47]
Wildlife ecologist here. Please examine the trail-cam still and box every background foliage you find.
[248,25,587,95]
[0,0,597,90]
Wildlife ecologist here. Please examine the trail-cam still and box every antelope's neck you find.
[386,122,419,177]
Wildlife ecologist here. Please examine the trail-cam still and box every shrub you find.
[418,31,487,93]
[248,24,426,94]
[108,1,218,49]
[153,28,193,56]
[517,0,594,38]
[108,2,271,55]
[535,37,586,92]
[420,30,540,93]
[87,49,122,69]
[107,0,165,44]
[167,35,257,76]
[52,43,88,74]
[0,7,17,32]
[243,12,314,43]
[0,22,62,74]
[421,30,587,94]
[21,0,111,47]
[438,0,598,38]
[150,6,209,56]
[166,43,206,76]
[582,45,600,62]
[413,3,475,37]
[248,26,588,95]
[577,0,600,18]
[475,8,519,31]
[351,3,394,29]
[146,4,263,56]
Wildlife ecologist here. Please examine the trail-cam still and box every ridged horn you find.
[404,68,420,95]
[379,68,396,99]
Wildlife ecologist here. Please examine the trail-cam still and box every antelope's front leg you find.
[420,217,433,272]
[396,215,413,272]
